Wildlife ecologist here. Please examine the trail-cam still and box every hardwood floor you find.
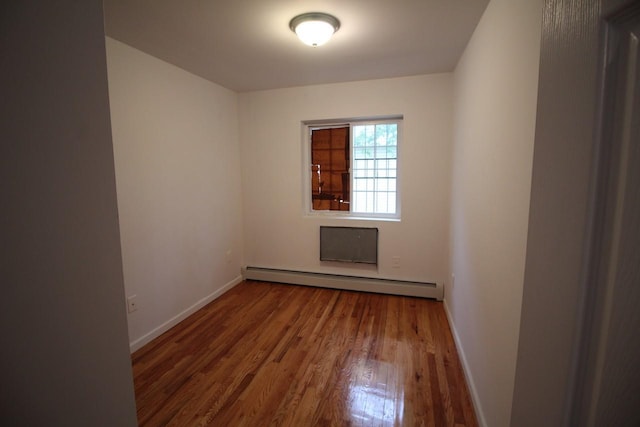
[132,281,478,426]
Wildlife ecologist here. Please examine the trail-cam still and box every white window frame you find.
[302,116,402,220]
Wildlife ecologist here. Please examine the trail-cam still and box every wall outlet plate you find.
[127,295,138,313]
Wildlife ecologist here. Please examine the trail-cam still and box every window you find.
[307,118,401,218]
[352,123,398,214]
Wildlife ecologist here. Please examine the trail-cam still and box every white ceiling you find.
[103,0,489,92]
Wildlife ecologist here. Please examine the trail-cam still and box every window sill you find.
[303,212,401,222]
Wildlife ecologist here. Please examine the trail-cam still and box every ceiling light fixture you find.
[289,12,340,47]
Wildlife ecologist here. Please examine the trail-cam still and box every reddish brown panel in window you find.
[311,129,331,150]
[330,149,347,170]
[312,150,331,169]
[313,199,330,210]
[331,127,348,149]
[310,126,350,211]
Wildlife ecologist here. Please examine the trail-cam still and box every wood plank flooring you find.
[132,280,478,426]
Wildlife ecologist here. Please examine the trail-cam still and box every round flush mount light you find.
[289,12,340,47]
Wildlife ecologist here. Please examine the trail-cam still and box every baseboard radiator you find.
[242,266,443,301]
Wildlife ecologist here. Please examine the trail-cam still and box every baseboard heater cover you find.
[242,266,443,301]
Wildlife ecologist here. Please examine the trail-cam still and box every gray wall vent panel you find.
[320,226,378,264]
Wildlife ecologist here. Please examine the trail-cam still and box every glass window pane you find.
[347,121,399,215]
[387,124,397,145]
[388,193,396,214]
[365,126,374,146]
[353,192,366,212]
[353,127,365,147]
[376,193,388,213]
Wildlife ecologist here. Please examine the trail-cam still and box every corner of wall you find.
[443,299,488,427]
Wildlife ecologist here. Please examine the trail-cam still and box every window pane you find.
[310,126,350,211]
[387,193,396,214]
[353,192,366,212]
[350,122,399,215]
[376,192,388,213]
[353,128,365,147]
[366,179,374,191]
[387,146,397,158]
[364,126,374,146]
[387,124,398,145]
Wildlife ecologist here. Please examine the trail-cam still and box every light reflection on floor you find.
[347,360,404,426]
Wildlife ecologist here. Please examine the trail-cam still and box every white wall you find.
[448,1,542,426]
[106,38,244,350]
[239,75,453,284]
[0,2,137,425]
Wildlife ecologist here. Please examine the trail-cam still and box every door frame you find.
[511,0,639,425]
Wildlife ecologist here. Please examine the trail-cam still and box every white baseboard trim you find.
[129,275,243,353]
[443,299,488,427]
[242,266,443,300]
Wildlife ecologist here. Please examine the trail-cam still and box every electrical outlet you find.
[226,250,232,263]
[391,256,400,268]
[127,295,138,313]
[451,273,455,288]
